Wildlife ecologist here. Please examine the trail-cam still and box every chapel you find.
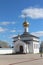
[13,19,39,54]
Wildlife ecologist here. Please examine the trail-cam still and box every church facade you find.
[13,20,39,54]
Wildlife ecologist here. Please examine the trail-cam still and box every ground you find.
[0,54,43,65]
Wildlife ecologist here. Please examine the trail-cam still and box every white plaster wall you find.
[24,27,29,32]
[33,49,39,54]
[0,48,14,54]
[26,44,29,53]
[14,40,27,53]
[29,41,33,53]
[33,37,39,41]
[33,41,39,53]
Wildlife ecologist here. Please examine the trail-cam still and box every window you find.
[34,44,39,49]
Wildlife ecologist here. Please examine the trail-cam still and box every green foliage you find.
[0,41,9,48]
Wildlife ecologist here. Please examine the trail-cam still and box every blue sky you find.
[0,0,43,46]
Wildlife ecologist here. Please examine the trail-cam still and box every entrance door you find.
[20,46,23,53]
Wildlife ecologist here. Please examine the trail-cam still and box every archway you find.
[20,46,23,53]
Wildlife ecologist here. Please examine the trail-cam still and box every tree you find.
[0,41,9,48]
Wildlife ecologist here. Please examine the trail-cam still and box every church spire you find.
[24,13,27,22]
[23,14,29,33]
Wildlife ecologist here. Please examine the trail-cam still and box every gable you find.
[14,40,26,45]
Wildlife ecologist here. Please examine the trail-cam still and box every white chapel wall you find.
[29,41,33,53]
[33,41,39,53]
[0,48,14,54]
[14,40,27,53]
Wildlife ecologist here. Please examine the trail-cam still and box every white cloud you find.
[12,35,17,37]
[17,30,23,33]
[0,22,10,25]
[31,31,43,37]
[0,21,15,25]
[10,30,16,33]
[11,22,15,24]
[10,29,22,33]
[9,35,17,38]
[21,7,43,19]
[0,27,7,32]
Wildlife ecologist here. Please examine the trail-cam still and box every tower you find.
[23,14,29,33]
[23,21,29,32]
